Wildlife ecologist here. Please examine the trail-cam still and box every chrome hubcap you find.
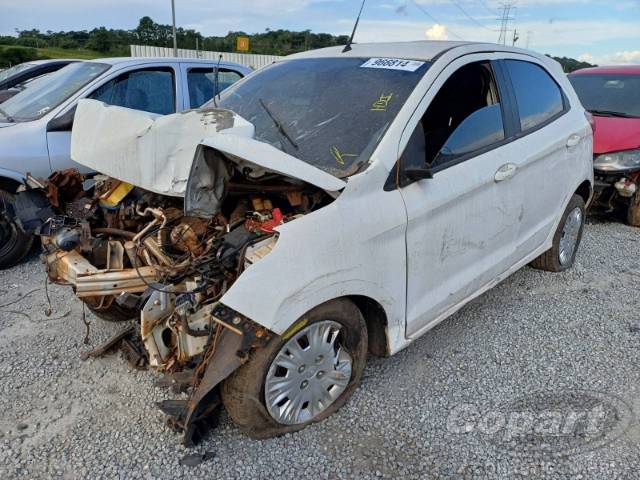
[559,207,582,266]
[265,320,352,425]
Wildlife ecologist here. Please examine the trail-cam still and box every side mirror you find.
[46,106,76,132]
[405,167,433,181]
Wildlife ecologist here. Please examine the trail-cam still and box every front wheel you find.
[0,190,34,269]
[221,298,368,439]
[530,194,586,272]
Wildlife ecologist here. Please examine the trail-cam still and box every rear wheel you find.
[0,190,34,269]
[221,298,368,439]
[83,296,138,322]
[627,191,640,227]
[530,194,585,272]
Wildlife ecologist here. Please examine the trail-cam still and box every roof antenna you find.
[213,54,222,107]
[342,0,366,53]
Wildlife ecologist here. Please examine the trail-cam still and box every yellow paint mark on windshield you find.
[330,146,357,165]
[371,93,394,112]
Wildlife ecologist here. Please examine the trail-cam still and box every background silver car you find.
[0,57,251,268]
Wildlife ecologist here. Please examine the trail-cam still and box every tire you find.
[627,191,640,227]
[83,296,138,322]
[530,194,586,273]
[221,298,368,439]
[0,190,34,270]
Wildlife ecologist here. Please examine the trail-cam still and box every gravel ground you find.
[0,217,639,479]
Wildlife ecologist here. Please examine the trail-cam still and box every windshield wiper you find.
[589,109,639,119]
[258,98,298,150]
[0,107,14,123]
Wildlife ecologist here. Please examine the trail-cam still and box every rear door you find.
[499,58,575,255]
[48,63,179,172]
[179,63,244,110]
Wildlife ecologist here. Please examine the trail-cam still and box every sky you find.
[1,0,640,64]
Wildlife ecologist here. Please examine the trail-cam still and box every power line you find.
[449,0,497,32]
[475,0,499,15]
[409,0,466,40]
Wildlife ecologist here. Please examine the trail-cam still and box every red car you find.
[569,65,640,226]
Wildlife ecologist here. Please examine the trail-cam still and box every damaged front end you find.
[38,101,345,444]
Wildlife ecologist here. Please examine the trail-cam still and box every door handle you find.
[495,163,517,182]
[566,134,581,147]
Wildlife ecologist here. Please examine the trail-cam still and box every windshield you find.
[569,73,640,118]
[0,62,110,122]
[0,63,34,83]
[213,57,430,177]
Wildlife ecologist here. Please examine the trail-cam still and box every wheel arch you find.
[574,179,593,207]
[347,295,390,357]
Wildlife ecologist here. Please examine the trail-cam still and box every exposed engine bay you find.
[38,161,334,373]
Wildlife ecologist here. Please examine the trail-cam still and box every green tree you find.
[86,27,114,53]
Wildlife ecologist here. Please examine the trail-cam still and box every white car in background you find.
[63,41,594,443]
[0,57,250,267]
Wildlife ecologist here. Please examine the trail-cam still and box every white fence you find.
[130,45,282,70]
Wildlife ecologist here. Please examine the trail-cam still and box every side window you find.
[422,61,504,168]
[187,68,242,109]
[89,68,175,115]
[504,60,564,131]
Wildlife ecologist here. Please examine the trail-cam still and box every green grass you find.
[0,44,126,60]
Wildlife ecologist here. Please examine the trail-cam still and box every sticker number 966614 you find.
[360,58,425,72]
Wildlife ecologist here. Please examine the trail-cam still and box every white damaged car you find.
[45,41,593,443]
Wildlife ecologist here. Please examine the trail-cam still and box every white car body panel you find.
[70,99,255,196]
[198,134,347,192]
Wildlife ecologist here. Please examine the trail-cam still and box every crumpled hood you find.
[199,134,346,192]
[71,99,346,197]
[593,115,640,154]
[71,99,255,197]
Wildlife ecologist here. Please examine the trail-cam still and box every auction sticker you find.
[361,58,425,72]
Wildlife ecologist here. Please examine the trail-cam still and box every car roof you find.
[87,56,251,71]
[22,59,79,67]
[284,40,528,62]
[570,65,640,75]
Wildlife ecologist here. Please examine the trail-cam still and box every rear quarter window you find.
[505,60,565,131]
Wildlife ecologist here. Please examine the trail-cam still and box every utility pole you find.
[525,30,533,49]
[171,0,178,57]
[497,2,516,45]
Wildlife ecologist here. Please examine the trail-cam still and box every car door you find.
[47,64,180,172]
[498,58,576,255]
[397,55,525,338]
[179,63,244,110]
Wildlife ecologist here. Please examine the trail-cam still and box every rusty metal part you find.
[120,336,148,370]
[170,217,209,255]
[156,370,195,394]
[80,325,135,361]
[44,249,157,297]
[93,228,136,239]
[46,169,86,209]
[158,304,271,445]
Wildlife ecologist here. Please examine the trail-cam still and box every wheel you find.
[530,194,585,272]
[83,295,138,322]
[0,190,34,269]
[627,190,640,227]
[221,298,368,439]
